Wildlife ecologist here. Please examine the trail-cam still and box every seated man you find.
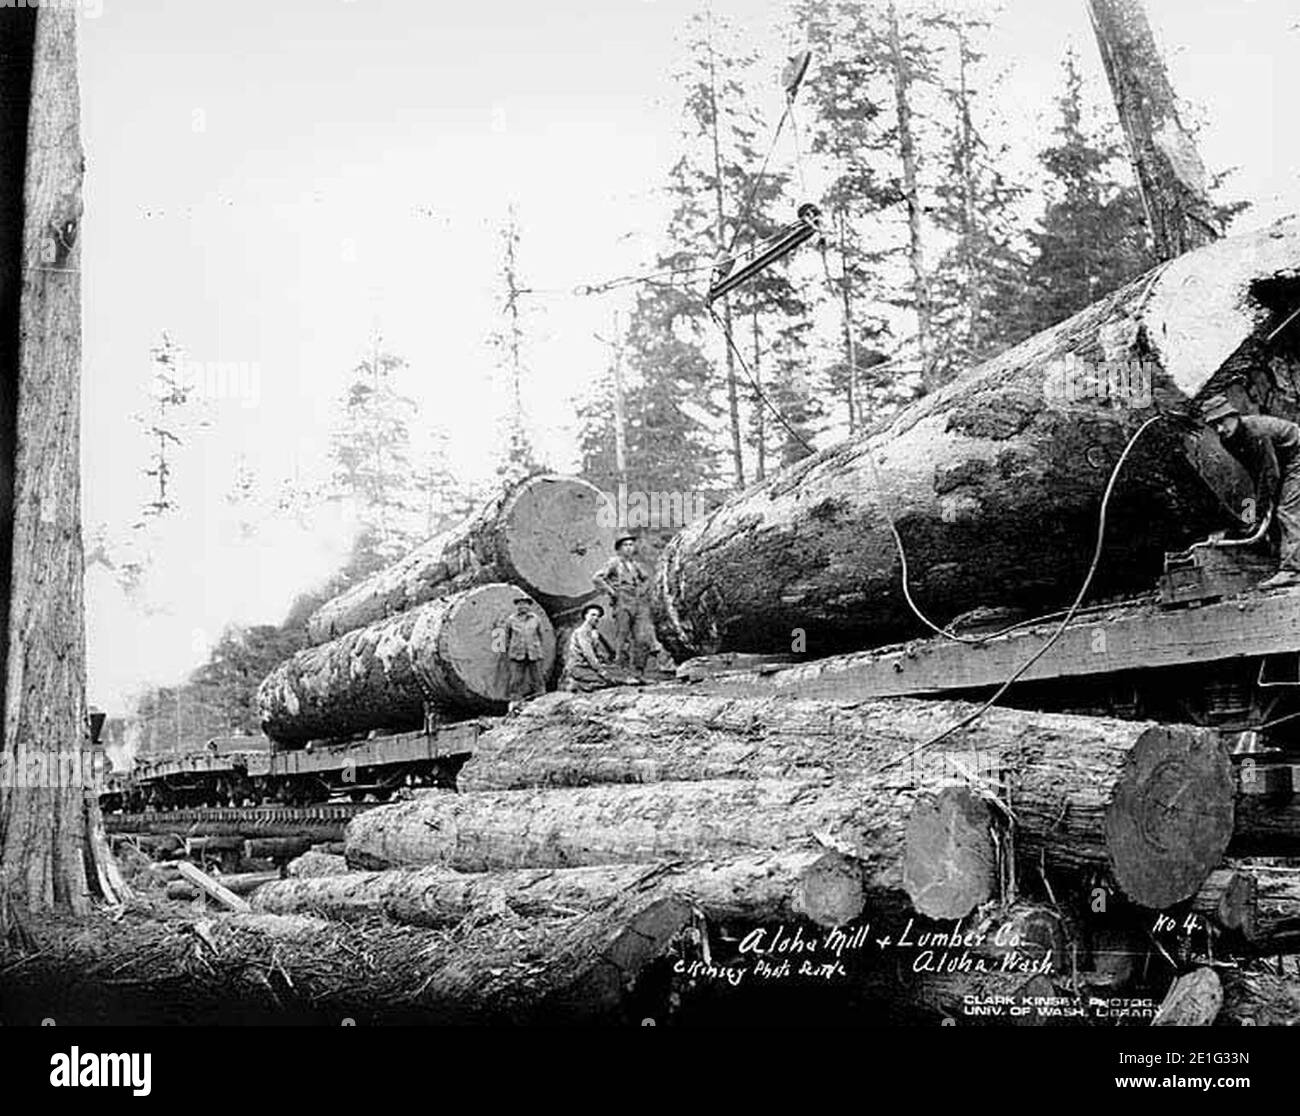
[560,603,643,692]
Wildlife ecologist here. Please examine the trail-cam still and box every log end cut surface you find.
[903,788,998,920]
[502,475,615,606]
[1104,726,1234,909]
[427,583,556,706]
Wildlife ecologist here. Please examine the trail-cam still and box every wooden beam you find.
[175,860,251,912]
[690,589,1300,701]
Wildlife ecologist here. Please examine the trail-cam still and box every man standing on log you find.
[1203,395,1300,589]
[494,596,547,707]
[592,535,655,675]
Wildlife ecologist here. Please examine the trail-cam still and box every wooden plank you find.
[175,860,252,912]
[675,653,803,682]
[692,589,1300,701]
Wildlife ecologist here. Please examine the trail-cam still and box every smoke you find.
[85,498,361,718]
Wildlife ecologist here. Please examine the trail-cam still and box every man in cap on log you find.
[494,595,548,707]
[559,603,643,692]
[1203,394,1300,588]
[592,534,656,676]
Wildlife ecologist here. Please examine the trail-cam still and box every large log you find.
[1153,968,1223,1026]
[344,780,919,896]
[258,582,554,744]
[1218,969,1300,1027]
[254,852,868,930]
[0,901,711,1026]
[653,221,1300,658]
[306,474,613,645]
[286,850,349,878]
[1231,793,1300,858]
[1192,863,1300,952]
[455,689,1234,908]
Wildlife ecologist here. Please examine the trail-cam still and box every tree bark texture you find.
[455,689,1232,908]
[653,222,1300,659]
[254,851,869,931]
[0,8,127,914]
[1085,0,1222,260]
[258,583,554,744]
[305,475,613,645]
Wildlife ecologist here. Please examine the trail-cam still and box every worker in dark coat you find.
[559,603,642,692]
[1203,394,1300,588]
[591,534,656,675]
[494,595,547,705]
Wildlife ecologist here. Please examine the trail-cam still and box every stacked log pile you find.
[209,229,1300,1022]
[257,474,618,745]
[249,688,1298,1024]
[305,474,614,645]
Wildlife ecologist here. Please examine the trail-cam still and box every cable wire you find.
[870,412,1167,772]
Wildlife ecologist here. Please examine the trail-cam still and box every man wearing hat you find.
[1203,394,1300,588]
[592,534,656,675]
[493,594,547,705]
[559,602,640,692]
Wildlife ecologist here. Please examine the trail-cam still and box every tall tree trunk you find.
[954,22,981,356]
[704,17,745,491]
[0,8,127,918]
[836,213,859,432]
[751,307,765,481]
[886,0,934,392]
[1085,0,1222,260]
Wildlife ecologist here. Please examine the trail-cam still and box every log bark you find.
[255,851,868,930]
[1218,969,1300,1027]
[1153,967,1223,1026]
[653,222,1300,659]
[258,582,554,744]
[0,902,711,1025]
[1231,794,1300,858]
[287,850,349,878]
[1193,863,1300,951]
[0,8,128,914]
[1086,0,1222,260]
[344,780,923,911]
[305,474,613,645]
[456,689,1234,907]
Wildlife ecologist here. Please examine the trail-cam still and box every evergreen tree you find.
[412,427,472,538]
[659,8,785,490]
[924,10,1032,379]
[1018,50,1154,337]
[489,204,546,488]
[328,330,421,569]
[135,331,202,525]
[792,0,933,416]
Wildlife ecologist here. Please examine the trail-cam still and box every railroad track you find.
[105,802,377,839]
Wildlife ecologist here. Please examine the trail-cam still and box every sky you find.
[77,0,1298,713]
